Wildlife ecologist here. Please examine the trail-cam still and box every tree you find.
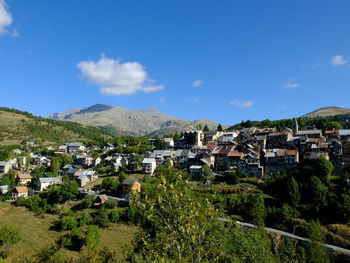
[130,154,142,172]
[59,215,78,231]
[94,208,111,228]
[0,226,20,247]
[85,225,100,249]
[217,124,223,131]
[306,176,328,213]
[203,124,209,131]
[129,173,224,262]
[102,178,120,195]
[307,221,330,263]
[246,194,266,226]
[109,209,119,223]
[223,171,239,185]
[222,228,277,263]
[47,181,79,204]
[286,177,300,207]
[58,228,84,251]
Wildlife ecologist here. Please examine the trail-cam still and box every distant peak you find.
[78,104,114,114]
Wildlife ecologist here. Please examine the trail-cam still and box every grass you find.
[0,202,138,262]
[0,202,59,262]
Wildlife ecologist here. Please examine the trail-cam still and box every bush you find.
[0,226,20,247]
[58,228,84,251]
[77,212,92,227]
[85,225,100,249]
[59,215,78,231]
[109,210,119,223]
[94,208,111,228]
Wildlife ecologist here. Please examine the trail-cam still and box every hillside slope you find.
[0,107,111,146]
[302,106,350,118]
[148,118,219,137]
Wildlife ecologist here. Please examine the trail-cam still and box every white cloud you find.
[184,97,206,103]
[331,55,347,67]
[229,100,254,108]
[192,80,202,87]
[77,55,165,95]
[283,79,301,89]
[159,97,166,103]
[0,0,12,35]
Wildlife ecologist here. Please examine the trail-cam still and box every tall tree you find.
[217,124,223,131]
[129,173,223,262]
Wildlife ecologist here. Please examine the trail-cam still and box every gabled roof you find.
[142,158,156,164]
[39,177,62,184]
[14,186,28,193]
[17,174,32,179]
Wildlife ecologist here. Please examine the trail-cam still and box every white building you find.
[38,177,62,191]
[142,158,157,175]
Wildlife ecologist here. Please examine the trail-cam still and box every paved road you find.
[218,218,350,255]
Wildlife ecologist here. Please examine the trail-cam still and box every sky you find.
[1,0,350,125]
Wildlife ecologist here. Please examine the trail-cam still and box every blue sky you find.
[1,0,350,125]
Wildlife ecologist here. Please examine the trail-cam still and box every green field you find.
[0,202,138,262]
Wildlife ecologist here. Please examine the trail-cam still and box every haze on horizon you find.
[1,0,350,124]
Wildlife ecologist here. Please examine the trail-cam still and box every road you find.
[218,218,350,255]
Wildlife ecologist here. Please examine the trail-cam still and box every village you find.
[0,118,349,203]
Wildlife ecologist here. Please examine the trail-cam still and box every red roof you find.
[14,186,28,193]
[227,152,244,157]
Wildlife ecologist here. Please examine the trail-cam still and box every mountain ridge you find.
[49,104,219,137]
[301,106,350,118]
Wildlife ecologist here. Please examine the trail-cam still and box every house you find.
[75,155,93,168]
[94,194,108,206]
[163,138,174,148]
[219,131,239,142]
[56,145,68,154]
[0,185,9,195]
[264,149,299,175]
[174,149,191,169]
[266,132,293,149]
[212,145,234,171]
[295,128,322,139]
[339,130,350,141]
[38,177,62,191]
[16,173,32,185]
[65,142,85,153]
[189,165,203,177]
[203,131,224,144]
[92,157,101,167]
[12,186,28,200]
[104,143,114,150]
[142,158,157,175]
[0,161,11,174]
[26,141,36,147]
[73,171,98,187]
[121,179,141,196]
[183,130,204,147]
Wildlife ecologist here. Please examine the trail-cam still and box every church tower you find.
[292,118,299,135]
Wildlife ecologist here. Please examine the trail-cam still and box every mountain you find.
[0,107,111,146]
[49,104,219,137]
[301,106,350,118]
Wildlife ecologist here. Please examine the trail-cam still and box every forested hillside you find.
[0,107,111,146]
